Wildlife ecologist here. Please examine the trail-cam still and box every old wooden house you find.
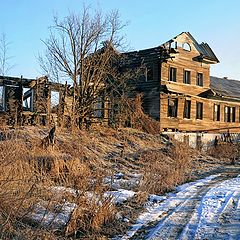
[124,32,240,133]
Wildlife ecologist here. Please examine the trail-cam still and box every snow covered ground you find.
[120,169,240,240]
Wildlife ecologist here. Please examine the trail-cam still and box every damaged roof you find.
[210,76,240,99]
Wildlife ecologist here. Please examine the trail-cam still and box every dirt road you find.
[122,166,240,240]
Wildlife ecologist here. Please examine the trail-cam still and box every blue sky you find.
[1,0,240,79]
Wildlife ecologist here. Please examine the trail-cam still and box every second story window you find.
[213,104,220,121]
[169,67,177,82]
[197,73,203,86]
[168,98,178,118]
[183,100,191,119]
[183,70,191,84]
[196,102,203,120]
[145,66,153,82]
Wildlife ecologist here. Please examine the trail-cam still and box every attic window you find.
[182,42,191,51]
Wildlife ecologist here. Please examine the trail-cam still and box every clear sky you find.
[1,0,240,79]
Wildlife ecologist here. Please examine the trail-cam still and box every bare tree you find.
[0,33,14,76]
[39,8,134,127]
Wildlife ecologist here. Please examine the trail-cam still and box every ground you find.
[0,126,239,239]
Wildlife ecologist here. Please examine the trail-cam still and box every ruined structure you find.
[0,76,69,126]
[124,32,240,134]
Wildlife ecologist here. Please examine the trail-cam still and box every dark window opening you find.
[197,73,203,86]
[0,86,4,111]
[232,107,236,122]
[196,102,203,119]
[214,104,220,121]
[169,67,177,82]
[184,70,191,84]
[183,100,191,119]
[168,98,178,117]
[145,66,153,81]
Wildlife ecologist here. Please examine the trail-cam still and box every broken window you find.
[51,91,60,113]
[168,98,178,117]
[145,66,153,82]
[182,42,191,51]
[213,104,220,121]
[23,88,33,111]
[169,67,177,82]
[196,73,203,86]
[183,70,191,84]
[0,86,4,111]
[196,102,203,119]
[183,100,191,119]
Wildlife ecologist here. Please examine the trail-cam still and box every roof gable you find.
[165,32,219,64]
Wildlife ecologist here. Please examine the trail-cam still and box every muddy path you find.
[122,166,240,240]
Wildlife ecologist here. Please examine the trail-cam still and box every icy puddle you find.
[120,170,240,240]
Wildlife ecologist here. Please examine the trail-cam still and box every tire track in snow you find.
[120,168,240,240]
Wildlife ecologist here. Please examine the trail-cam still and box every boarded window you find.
[197,73,203,86]
[0,86,4,111]
[196,102,203,119]
[183,100,191,119]
[169,67,177,82]
[168,98,178,117]
[213,104,220,121]
[183,70,191,84]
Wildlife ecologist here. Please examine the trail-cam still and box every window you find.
[232,107,236,122]
[51,91,60,113]
[23,88,33,111]
[145,66,153,81]
[169,67,177,82]
[168,98,178,117]
[183,100,191,119]
[0,86,4,111]
[182,42,191,51]
[183,70,191,84]
[94,97,104,118]
[197,73,203,86]
[213,104,220,121]
[224,106,231,122]
[196,102,203,119]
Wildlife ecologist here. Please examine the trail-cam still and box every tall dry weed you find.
[139,142,192,194]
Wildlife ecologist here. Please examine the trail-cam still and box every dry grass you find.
[207,142,238,164]
[139,142,193,195]
[0,125,195,239]
[0,128,117,239]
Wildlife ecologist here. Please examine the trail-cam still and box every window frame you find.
[196,72,203,86]
[183,100,191,119]
[196,102,203,120]
[168,98,178,118]
[213,104,220,121]
[169,67,177,82]
[183,70,191,84]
